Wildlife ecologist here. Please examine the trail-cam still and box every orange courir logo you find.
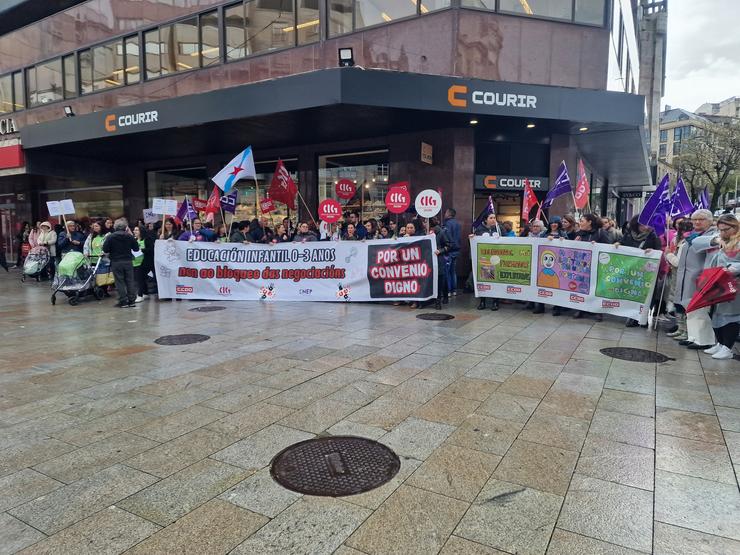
[104,114,116,132]
[447,85,468,108]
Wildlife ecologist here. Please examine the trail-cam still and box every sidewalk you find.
[0,271,738,554]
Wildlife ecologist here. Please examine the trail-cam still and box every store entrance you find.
[473,193,522,235]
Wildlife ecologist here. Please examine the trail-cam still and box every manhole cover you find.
[600,347,672,363]
[270,436,401,497]
[189,306,226,312]
[154,334,211,346]
[416,313,455,321]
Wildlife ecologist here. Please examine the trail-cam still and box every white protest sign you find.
[46,201,62,217]
[60,199,75,215]
[152,198,177,215]
[143,208,159,224]
[414,189,442,218]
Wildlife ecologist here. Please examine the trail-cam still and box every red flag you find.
[268,160,298,210]
[574,159,590,210]
[190,198,208,211]
[686,267,738,312]
[522,179,538,221]
[260,198,276,214]
[205,186,221,214]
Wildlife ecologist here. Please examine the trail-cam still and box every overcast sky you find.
[662,0,740,112]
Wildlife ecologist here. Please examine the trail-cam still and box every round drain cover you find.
[600,347,672,363]
[416,313,455,321]
[270,436,401,497]
[189,306,226,312]
[154,334,211,346]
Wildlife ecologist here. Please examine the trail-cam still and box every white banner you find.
[155,237,438,302]
[472,236,662,321]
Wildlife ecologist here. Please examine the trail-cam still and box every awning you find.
[21,68,650,187]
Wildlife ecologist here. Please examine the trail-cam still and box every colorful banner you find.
[155,237,438,302]
[472,237,661,321]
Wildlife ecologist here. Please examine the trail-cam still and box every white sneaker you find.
[704,344,723,355]
[712,346,735,360]
[134,296,145,303]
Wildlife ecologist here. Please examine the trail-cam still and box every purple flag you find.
[176,198,197,222]
[639,174,671,234]
[695,187,709,210]
[670,177,694,219]
[472,196,495,231]
[220,190,238,214]
[543,161,572,210]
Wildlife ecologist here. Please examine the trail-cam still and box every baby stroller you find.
[21,246,50,282]
[51,251,106,306]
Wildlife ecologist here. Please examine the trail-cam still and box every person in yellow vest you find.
[133,225,148,303]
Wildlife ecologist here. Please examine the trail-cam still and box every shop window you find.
[225,3,247,60]
[200,11,221,66]
[355,0,416,30]
[296,0,320,45]
[92,40,124,91]
[0,75,11,115]
[147,167,211,207]
[41,185,124,221]
[461,0,495,9]
[328,0,353,36]
[124,35,141,84]
[144,29,161,79]
[499,0,572,21]
[79,49,93,94]
[63,54,77,99]
[12,72,24,111]
[246,0,296,55]
[240,159,299,225]
[575,0,606,25]
[319,150,390,224]
[26,58,64,107]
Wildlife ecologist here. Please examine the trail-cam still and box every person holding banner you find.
[473,213,502,311]
[573,214,610,320]
[618,216,662,327]
[561,215,578,240]
[57,221,86,255]
[293,222,317,242]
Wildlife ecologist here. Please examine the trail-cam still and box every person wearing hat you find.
[545,216,566,238]
[36,222,57,280]
[57,220,86,256]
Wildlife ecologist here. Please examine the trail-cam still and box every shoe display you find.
[712,346,734,360]
[703,344,723,355]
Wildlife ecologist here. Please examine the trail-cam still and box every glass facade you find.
[40,185,124,220]
[1,0,606,112]
[318,150,390,223]
[0,74,11,114]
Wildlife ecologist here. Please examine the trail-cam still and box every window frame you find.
[459,0,607,28]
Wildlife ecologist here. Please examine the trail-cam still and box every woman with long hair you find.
[160,218,179,240]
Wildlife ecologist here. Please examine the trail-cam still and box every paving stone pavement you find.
[1,273,739,554]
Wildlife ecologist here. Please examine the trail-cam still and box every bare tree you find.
[676,121,740,210]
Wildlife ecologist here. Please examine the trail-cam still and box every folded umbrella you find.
[686,267,738,312]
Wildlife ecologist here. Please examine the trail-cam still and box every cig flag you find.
[268,160,298,210]
[205,186,221,215]
[212,146,256,193]
[522,179,538,221]
[670,177,695,219]
[543,161,572,210]
[638,174,670,232]
[574,159,590,210]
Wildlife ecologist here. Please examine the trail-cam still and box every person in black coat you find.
[573,214,610,320]
[618,216,662,327]
[429,217,452,310]
[472,213,501,311]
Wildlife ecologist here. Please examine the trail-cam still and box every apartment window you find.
[225,3,247,60]
[328,0,353,36]
[246,0,295,55]
[92,39,124,91]
[79,49,93,94]
[0,75,11,114]
[673,142,681,155]
[673,127,682,140]
[200,11,220,66]
[296,0,320,45]
[144,29,161,79]
[27,58,63,107]
[660,130,667,142]
[575,0,606,25]
[659,144,666,157]
[124,35,141,84]
[173,17,199,72]
[499,0,572,20]
[355,0,415,30]
[12,72,24,110]
[63,54,77,98]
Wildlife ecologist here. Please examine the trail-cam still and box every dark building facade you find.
[0,0,650,262]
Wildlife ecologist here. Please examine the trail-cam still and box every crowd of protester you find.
[4,205,738,358]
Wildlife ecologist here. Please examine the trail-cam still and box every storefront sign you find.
[415,189,442,218]
[448,85,537,110]
[471,236,661,322]
[0,117,18,135]
[619,191,644,199]
[0,145,24,169]
[385,185,411,214]
[318,199,342,223]
[104,110,159,133]
[421,142,433,165]
[475,175,550,191]
[335,179,356,200]
[154,237,438,302]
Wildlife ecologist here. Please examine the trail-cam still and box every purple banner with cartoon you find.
[536,245,591,294]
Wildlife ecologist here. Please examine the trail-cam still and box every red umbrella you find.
[686,267,738,312]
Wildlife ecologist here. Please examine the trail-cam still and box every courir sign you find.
[475,175,550,191]
[104,110,159,132]
[448,85,537,110]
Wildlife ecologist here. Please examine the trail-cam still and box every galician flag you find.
[638,174,670,233]
[543,161,572,210]
[670,176,694,219]
[212,146,256,193]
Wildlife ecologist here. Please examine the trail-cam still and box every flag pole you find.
[295,189,319,229]
[254,178,260,221]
